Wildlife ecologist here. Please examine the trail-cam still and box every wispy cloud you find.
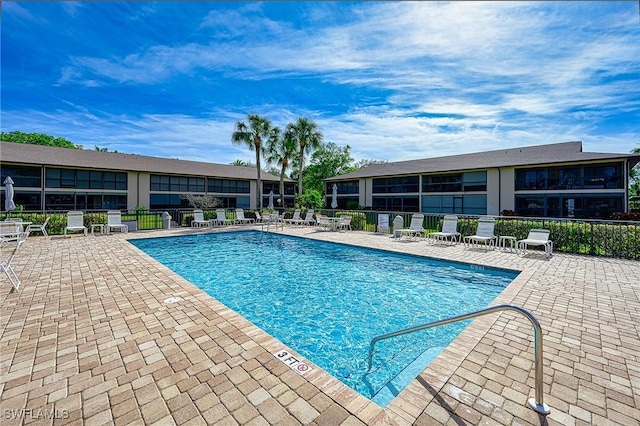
[2,1,638,166]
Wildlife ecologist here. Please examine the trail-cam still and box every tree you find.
[354,158,387,169]
[630,142,640,197]
[230,159,255,167]
[285,118,323,198]
[180,193,221,209]
[231,115,279,209]
[1,131,82,149]
[266,130,297,209]
[303,142,356,196]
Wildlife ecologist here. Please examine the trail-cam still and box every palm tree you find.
[231,114,279,209]
[266,130,297,208]
[286,117,323,198]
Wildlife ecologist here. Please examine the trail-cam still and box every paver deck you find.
[1,225,638,425]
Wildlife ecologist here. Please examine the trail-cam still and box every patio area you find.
[1,225,639,425]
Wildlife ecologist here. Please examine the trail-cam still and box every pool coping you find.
[2,224,639,425]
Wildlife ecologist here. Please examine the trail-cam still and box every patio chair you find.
[212,209,235,226]
[463,216,497,250]
[191,209,213,228]
[427,215,461,244]
[315,214,332,230]
[336,215,352,232]
[1,237,25,292]
[235,209,255,225]
[284,209,303,226]
[64,211,87,236]
[300,209,315,226]
[107,210,128,233]
[25,216,50,239]
[398,214,425,240]
[0,221,27,242]
[254,211,263,223]
[518,229,553,258]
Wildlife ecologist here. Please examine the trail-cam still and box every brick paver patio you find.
[1,225,638,425]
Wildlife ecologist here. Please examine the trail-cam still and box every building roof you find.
[326,141,640,181]
[0,141,286,182]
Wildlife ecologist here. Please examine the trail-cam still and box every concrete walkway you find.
[1,226,638,425]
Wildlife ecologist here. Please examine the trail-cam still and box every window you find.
[45,168,127,190]
[326,181,359,195]
[515,163,624,191]
[150,174,205,192]
[422,194,486,215]
[514,194,624,219]
[263,182,295,195]
[372,196,419,211]
[44,192,127,210]
[150,194,190,209]
[208,179,250,193]
[372,176,419,193]
[1,165,42,187]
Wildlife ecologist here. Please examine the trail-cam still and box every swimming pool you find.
[130,231,518,406]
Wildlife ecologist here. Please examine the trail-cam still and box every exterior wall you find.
[499,168,516,213]
[486,168,500,215]
[134,172,151,210]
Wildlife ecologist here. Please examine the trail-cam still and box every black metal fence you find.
[6,209,640,260]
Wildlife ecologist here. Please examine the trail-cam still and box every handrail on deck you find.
[367,304,550,415]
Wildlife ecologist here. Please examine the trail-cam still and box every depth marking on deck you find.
[274,349,313,375]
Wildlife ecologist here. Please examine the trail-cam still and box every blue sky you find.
[2,1,639,166]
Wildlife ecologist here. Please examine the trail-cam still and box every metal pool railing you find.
[365,304,550,415]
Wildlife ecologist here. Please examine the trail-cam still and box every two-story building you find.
[0,142,295,211]
[325,141,639,219]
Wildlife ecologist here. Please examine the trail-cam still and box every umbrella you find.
[331,184,338,209]
[268,191,274,210]
[3,176,16,216]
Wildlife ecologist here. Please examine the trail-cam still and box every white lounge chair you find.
[300,209,315,226]
[427,215,461,244]
[25,216,50,239]
[107,210,128,233]
[235,209,254,225]
[463,217,497,250]
[64,211,87,236]
[213,209,235,226]
[398,214,425,240]
[284,209,303,226]
[254,211,263,223]
[1,237,25,292]
[191,209,213,228]
[518,229,553,258]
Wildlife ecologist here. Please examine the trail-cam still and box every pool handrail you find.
[366,304,550,415]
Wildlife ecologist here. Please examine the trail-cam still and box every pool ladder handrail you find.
[261,214,282,232]
[366,304,550,415]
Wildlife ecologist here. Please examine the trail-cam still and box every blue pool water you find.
[130,231,517,406]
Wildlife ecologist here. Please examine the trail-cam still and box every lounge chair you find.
[212,209,235,226]
[518,229,553,258]
[107,210,128,233]
[25,216,50,239]
[1,237,25,292]
[254,211,263,223]
[463,216,497,250]
[398,213,425,240]
[191,209,213,228]
[64,211,87,236]
[235,209,255,225]
[427,215,461,244]
[284,209,303,226]
[300,209,315,226]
